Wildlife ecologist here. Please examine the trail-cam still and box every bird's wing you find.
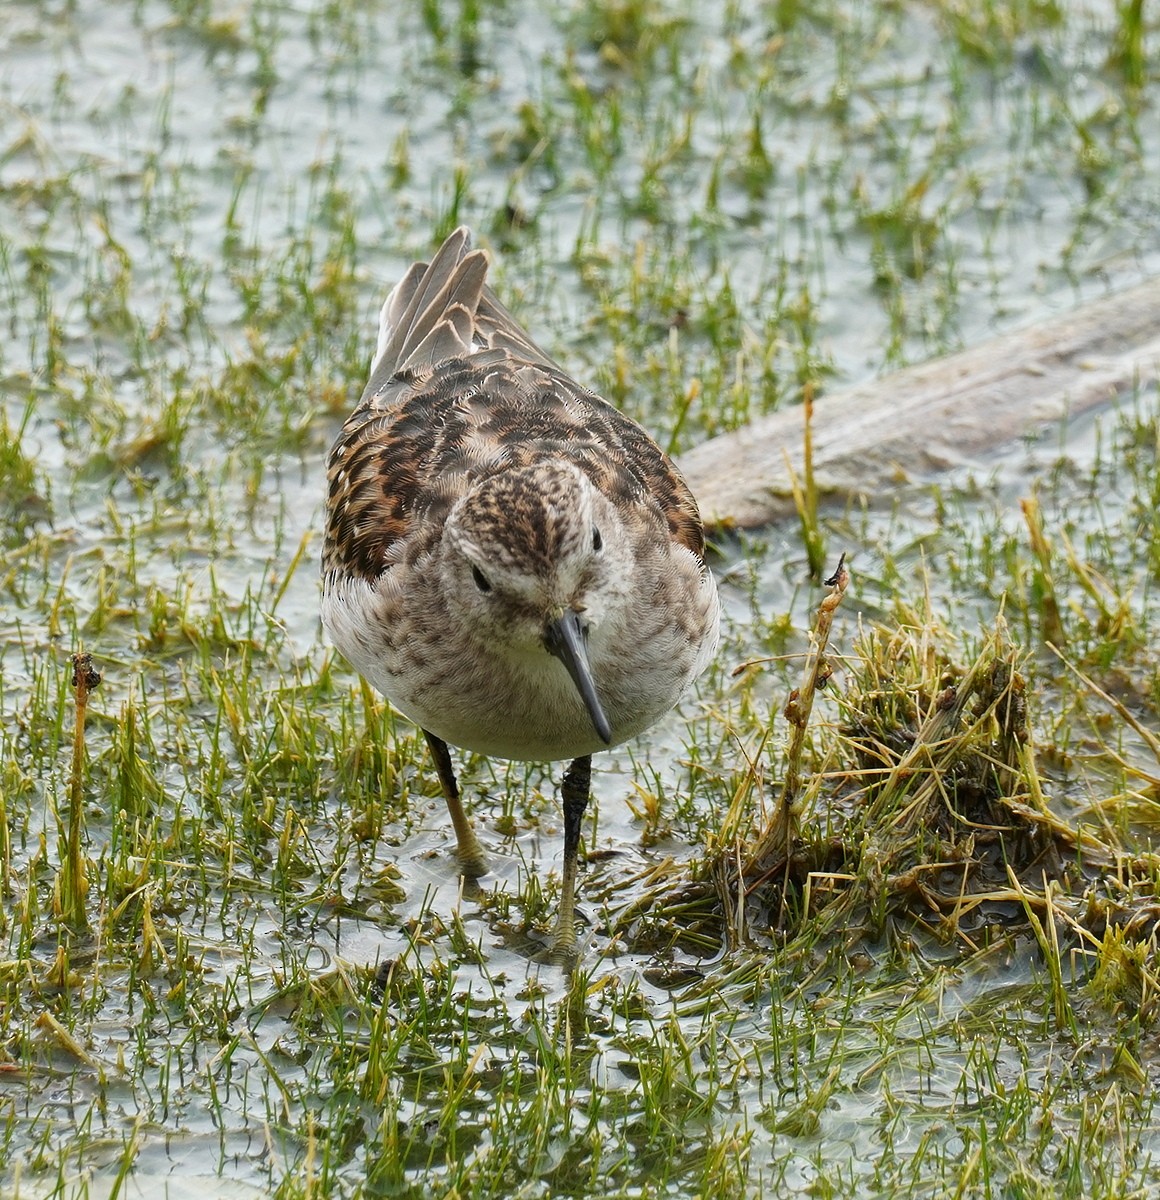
[325,228,706,583]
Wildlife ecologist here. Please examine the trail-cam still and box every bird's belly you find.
[402,668,630,761]
[371,647,679,761]
[322,574,709,762]
[321,588,695,763]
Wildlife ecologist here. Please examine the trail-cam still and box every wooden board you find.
[676,279,1160,529]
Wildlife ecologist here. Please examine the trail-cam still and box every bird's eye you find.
[592,526,603,553]
[472,565,492,593]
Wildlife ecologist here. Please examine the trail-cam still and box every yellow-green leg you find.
[424,731,487,877]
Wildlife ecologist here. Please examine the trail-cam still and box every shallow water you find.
[2,1,1160,1196]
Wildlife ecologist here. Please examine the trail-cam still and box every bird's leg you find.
[423,730,487,877]
[552,754,592,955]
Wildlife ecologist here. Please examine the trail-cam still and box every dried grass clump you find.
[734,614,1091,952]
[611,574,1160,1016]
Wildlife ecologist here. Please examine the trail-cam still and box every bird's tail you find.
[363,227,560,404]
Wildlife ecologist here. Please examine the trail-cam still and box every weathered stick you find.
[747,556,850,869]
[678,279,1160,529]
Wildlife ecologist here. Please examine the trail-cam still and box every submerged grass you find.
[1,0,1160,1196]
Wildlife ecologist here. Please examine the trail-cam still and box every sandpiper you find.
[321,227,719,954]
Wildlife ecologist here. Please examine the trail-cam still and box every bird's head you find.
[441,461,630,744]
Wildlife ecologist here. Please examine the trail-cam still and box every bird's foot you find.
[454,832,489,880]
